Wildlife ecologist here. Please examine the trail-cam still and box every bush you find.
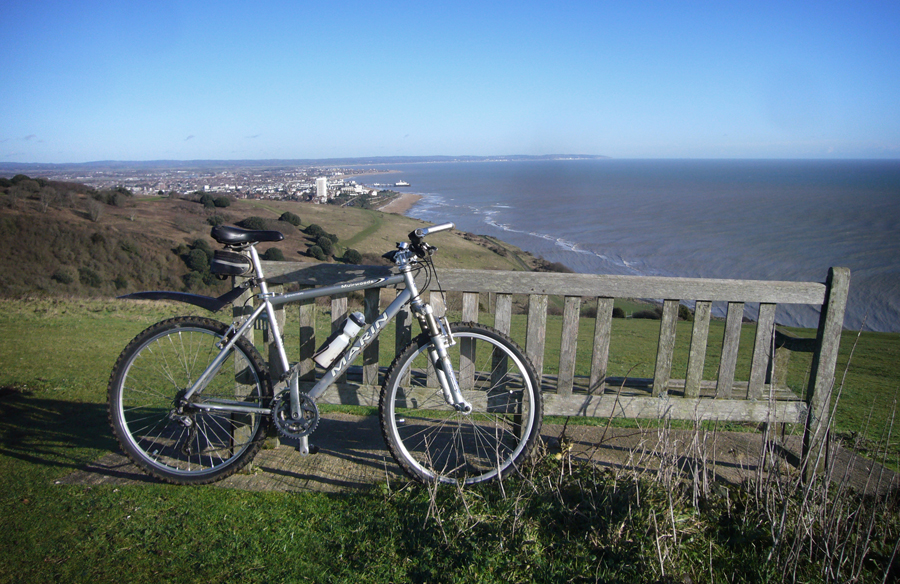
[262,248,285,261]
[78,267,102,288]
[678,304,694,321]
[612,307,626,319]
[632,307,663,320]
[308,245,326,261]
[214,196,231,208]
[199,193,215,208]
[279,211,301,226]
[183,271,205,290]
[316,235,334,256]
[51,268,75,285]
[343,249,362,264]
[544,261,573,273]
[191,239,214,262]
[185,248,210,272]
[207,215,225,227]
[86,199,104,222]
[191,238,212,253]
[305,224,326,238]
[114,275,128,290]
[239,216,269,231]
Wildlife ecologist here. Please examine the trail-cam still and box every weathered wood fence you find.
[242,262,849,475]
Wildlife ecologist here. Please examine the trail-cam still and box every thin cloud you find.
[185,135,195,141]
[246,134,261,139]
[23,135,36,141]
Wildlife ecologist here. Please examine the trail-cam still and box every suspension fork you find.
[404,272,473,414]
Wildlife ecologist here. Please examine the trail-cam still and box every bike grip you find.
[410,223,455,242]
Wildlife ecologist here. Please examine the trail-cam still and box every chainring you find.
[271,390,319,439]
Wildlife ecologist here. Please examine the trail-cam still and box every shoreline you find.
[378,192,422,215]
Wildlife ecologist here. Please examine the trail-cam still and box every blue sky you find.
[2,0,899,163]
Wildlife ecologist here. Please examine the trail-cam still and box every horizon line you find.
[4,154,900,169]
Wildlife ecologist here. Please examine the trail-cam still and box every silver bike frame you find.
[185,222,471,423]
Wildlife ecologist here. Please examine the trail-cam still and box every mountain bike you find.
[107,222,543,485]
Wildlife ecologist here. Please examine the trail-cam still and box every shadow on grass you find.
[0,385,117,477]
[1,385,404,491]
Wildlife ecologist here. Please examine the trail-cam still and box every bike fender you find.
[118,286,246,313]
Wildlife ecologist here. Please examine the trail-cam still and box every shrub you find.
[207,215,225,227]
[262,248,285,261]
[279,211,301,226]
[120,240,140,255]
[199,193,215,208]
[191,238,212,253]
[308,245,326,261]
[305,224,326,238]
[239,216,269,231]
[612,307,626,319]
[185,248,210,272]
[51,268,75,285]
[114,275,128,290]
[678,304,694,321]
[632,306,663,320]
[214,196,231,208]
[343,249,362,264]
[316,235,334,256]
[78,267,102,288]
[86,199,104,222]
[183,271,204,290]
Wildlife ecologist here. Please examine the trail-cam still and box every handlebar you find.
[409,222,454,245]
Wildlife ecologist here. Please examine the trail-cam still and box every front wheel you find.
[107,316,272,485]
[380,323,543,484]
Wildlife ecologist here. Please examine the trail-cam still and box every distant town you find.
[5,163,406,206]
[0,154,607,206]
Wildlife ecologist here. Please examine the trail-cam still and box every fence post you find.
[652,300,679,397]
[802,267,850,481]
[526,294,548,384]
[558,296,582,397]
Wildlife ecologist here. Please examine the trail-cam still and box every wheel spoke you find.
[109,318,270,484]
[382,325,542,485]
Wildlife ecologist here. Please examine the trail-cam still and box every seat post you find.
[247,244,290,375]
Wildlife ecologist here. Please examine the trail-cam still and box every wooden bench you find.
[243,263,850,478]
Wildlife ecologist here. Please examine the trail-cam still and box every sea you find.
[364,159,900,332]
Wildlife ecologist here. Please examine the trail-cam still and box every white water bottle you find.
[313,312,366,369]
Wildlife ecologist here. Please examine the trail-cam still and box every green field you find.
[1,298,899,582]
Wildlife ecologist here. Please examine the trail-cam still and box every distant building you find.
[316,177,328,202]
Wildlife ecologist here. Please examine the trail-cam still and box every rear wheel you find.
[107,317,271,484]
[379,323,543,484]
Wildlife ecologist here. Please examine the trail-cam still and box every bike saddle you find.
[211,225,285,245]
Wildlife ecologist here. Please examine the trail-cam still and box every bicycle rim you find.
[109,319,269,483]
[381,324,541,484]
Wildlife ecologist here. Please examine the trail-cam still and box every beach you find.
[378,192,422,214]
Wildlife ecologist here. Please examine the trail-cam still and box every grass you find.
[0,191,540,300]
[1,298,899,583]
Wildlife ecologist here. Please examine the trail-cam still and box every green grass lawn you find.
[1,297,898,583]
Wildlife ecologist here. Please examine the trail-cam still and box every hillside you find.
[0,178,545,298]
